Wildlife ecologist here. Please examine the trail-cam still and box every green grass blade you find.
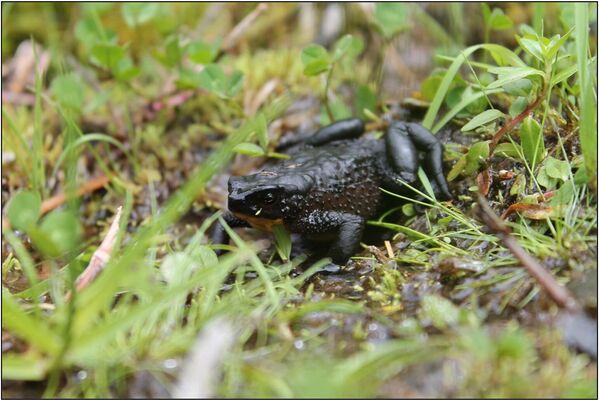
[575,4,597,186]
[423,44,524,131]
[2,288,61,356]
[32,45,46,196]
[2,353,49,381]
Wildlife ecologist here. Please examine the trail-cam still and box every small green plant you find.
[300,34,358,121]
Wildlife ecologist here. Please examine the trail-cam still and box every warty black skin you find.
[212,118,451,265]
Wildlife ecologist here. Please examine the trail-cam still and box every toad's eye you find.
[263,192,276,205]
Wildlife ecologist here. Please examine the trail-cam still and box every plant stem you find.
[323,64,335,122]
[488,91,544,154]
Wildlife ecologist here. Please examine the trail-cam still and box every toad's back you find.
[270,138,388,219]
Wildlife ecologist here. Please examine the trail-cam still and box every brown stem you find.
[3,175,110,230]
[489,92,545,154]
[474,194,580,312]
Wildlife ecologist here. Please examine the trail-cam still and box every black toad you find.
[213,118,451,266]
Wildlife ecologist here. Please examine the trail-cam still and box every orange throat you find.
[233,213,283,232]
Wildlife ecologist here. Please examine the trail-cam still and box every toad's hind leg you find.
[305,118,365,146]
[386,122,452,200]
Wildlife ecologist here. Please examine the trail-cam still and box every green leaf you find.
[520,116,545,169]
[225,70,244,98]
[463,141,490,175]
[374,3,410,38]
[346,35,365,59]
[537,166,558,189]
[544,157,570,181]
[333,34,353,61]
[447,155,467,181]
[303,59,331,76]
[75,17,116,48]
[495,142,523,159]
[122,3,161,27]
[509,96,529,117]
[487,66,544,89]
[354,85,377,119]
[510,174,526,196]
[462,109,504,132]
[301,44,331,76]
[421,75,443,102]
[255,112,268,148]
[91,42,125,71]
[156,35,185,67]
[233,143,265,157]
[550,179,575,206]
[176,68,202,89]
[502,78,532,96]
[545,29,573,61]
[7,190,41,232]
[36,210,82,257]
[51,73,85,112]
[551,63,577,86]
[114,56,140,81]
[198,64,243,98]
[188,40,219,65]
[272,224,291,262]
[518,37,544,61]
[488,8,513,31]
[199,64,225,92]
[82,3,114,15]
[301,44,329,65]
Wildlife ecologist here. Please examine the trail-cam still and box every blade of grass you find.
[32,44,46,197]
[2,288,62,356]
[422,44,525,131]
[1,353,49,381]
[1,108,33,183]
[575,3,597,186]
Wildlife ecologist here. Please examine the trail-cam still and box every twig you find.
[41,175,110,215]
[475,194,580,311]
[221,3,269,52]
[2,91,36,105]
[74,206,123,293]
[3,175,110,230]
[489,92,544,154]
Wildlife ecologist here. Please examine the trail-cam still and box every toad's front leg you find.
[290,210,365,265]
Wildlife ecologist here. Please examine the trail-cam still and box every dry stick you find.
[74,206,123,292]
[475,194,580,312]
[221,3,269,52]
[2,175,109,230]
[41,175,109,216]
